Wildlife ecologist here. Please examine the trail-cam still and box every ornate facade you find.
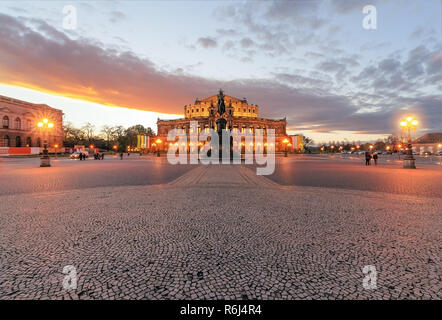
[156,91,289,152]
[0,95,63,148]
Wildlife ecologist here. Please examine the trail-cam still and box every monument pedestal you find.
[403,156,416,169]
[40,155,51,167]
[403,143,416,169]
[216,118,227,161]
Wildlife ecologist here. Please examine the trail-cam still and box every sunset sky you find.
[0,0,441,144]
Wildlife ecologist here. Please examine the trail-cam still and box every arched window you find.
[15,117,21,130]
[26,137,32,147]
[15,136,21,147]
[27,119,32,131]
[37,137,41,147]
[2,116,9,128]
[3,135,10,147]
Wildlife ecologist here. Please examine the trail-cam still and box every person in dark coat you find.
[365,151,372,166]
[373,152,378,165]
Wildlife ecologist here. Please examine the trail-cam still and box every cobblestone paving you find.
[0,165,440,300]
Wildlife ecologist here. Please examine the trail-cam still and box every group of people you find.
[94,153,105,160]
[119,152,131,160]
[365,151,378,166]
[78,152,105,160]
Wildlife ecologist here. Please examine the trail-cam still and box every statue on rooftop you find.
[217,89,226,115]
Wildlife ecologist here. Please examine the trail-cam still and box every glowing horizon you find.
[0,84,182,131]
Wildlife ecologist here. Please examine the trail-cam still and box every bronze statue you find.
[217,89,226,115]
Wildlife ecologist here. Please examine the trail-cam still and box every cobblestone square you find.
[0,159,440,300]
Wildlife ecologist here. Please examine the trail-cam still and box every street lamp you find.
[54,144,58,158]
[156,138,162,157]
[37,118,54,167]
[400,115,418,169]
[282,138,289,157]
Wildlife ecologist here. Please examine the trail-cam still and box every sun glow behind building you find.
[0,84,181,131]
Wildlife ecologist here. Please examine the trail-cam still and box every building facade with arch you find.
[0,95,63,148]
[156,92,289,152]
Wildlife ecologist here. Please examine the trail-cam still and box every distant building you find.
[156,91,289,152]
[412,133,442,154]
[0,95,63,148]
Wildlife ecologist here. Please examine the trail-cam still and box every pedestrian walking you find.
[365,151,371,166]
[373,152,378,166]
[120,152,123,160]
[79,152,83,161]
[101,153,104,160]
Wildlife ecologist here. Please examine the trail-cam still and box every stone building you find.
[156,91,289,152]
[412,132,442,154]
[0,95,63,148]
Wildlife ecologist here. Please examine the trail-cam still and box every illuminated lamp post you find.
[155,138,162,157]
[397,143,402,160]
[37,118,54,167]
[400,116,418,169]
[330,145,335,153]
[282,138,289,157]
[54,144,58,158]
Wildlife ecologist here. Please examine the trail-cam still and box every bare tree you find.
[81,122,96,142]
[100,125,116,150]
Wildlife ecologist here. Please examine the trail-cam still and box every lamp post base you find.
[40,156,51,167]
[403,157,416,169]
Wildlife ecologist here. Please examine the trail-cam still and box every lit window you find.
[2,116,9,128]
[15,117,21,130]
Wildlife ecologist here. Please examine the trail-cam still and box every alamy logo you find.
[62,265,77,290]
[362,5,377,30]
[166,121,275,175]
[362,265,377,290]
[62,5,77,30]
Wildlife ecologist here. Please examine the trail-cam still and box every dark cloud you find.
[330,0,379,14]
[216,28,241,37]
[206,1,323,57]
[197,37,217,48]
[240,37,255,49]
[315,57,358,81]
[352,44,442,94]
[274,73,331,89]
[264,0,320,20]
[0,13,440,135]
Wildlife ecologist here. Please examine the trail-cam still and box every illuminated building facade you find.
[156,92,289,152]
[0,95,63,148]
